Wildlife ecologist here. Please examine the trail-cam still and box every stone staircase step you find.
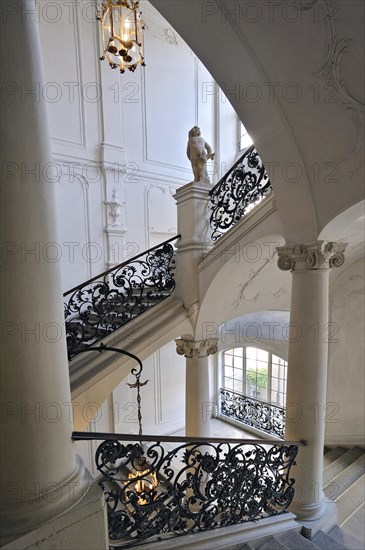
[329,525,364,550]
[280,531,321,549]
[312,530,348,550]
[259,537,288,550]
[323,447,364,486]
[323,447,348,469]
[324,454,365,500]
[337,474,365,524]
[341,502,365,545]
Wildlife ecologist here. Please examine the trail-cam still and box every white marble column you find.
[0,2,105,546]
[277,241,347,523]
[175,338,218,437]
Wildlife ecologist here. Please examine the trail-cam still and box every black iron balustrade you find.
[209,145,271,241]
[64,235,180,359]
[220,388,285,439]
[73,431,304,548]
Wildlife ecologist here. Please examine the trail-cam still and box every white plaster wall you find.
[37,1,239,291]
[326,258,365,445]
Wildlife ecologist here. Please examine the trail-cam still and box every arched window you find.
[238,121,253,151]
[222,347,288,407]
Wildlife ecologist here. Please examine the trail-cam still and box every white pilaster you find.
[277,241,347,523]
[175,338,218,437]
[0,1,105,545]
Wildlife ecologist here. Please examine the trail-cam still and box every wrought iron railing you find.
[209,145,271,241]
[220,388,285,439]
[73,431,304,548]
[64,236,180,359]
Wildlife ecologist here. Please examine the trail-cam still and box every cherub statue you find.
[186,126,215,184]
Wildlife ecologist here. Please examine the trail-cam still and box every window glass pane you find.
[225,366,234,379]
[270,352,287,408]
[278,393,285,407]
[223,349,245,395]
[240,122,253,150]
[246,347,257,359]
[271,391,285,407]
[234,368,243,382]
[234,356,243,368]
[271,390,280,405]
[257,388,268,401]
[257,367,268,387]
[257,349,269,362]
[233,380,243,393]
[246,358,256,371]
[246,369,256,383]
[272,363,279,378]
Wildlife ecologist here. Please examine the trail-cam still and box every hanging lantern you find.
[75,344,159,505]
[96,0,146,73]
[128,466,158,505]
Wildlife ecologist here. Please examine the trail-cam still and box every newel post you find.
[173,182,212,313]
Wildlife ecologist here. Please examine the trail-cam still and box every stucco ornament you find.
[104,187,124,227]
[276,241,347,271]
[175,338,218,358]
[187,126,215,184]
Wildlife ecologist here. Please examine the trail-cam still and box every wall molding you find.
[312,0,364,164]
[140,34,200,171]
[144,183,179,247]
[101,142,127,166]
[73,1,86,148]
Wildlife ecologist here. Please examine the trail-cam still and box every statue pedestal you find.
[173,181,212,311]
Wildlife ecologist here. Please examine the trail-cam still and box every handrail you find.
[63,234,181,297]
[209,144,254,196]
[72,430,307,446]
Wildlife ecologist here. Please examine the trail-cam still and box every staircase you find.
[238,446,364,550]
[64,236,179,359]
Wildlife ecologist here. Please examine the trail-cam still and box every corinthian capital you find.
[277,241,347,271]
[175,338,218,358]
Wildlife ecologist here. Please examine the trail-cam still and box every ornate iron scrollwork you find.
[220,388,285,439]
[64,237,179,359]
[209,146,271,241]
[96,437,297,546]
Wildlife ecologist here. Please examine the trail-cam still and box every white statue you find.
[186,126,215,184]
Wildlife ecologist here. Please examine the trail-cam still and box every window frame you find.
[221,346,288,407]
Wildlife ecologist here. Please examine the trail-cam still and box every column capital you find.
[276,241,347,272]
[175,338,218,358]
